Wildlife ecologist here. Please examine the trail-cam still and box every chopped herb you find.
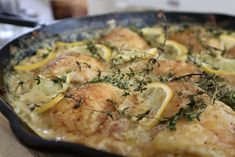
[106,98,117,110]
[136,109,151,121]
[126,67,135,79]
[76,61,81,71]
[83,62,91,68]
[89,72,129,90]
[29,103,41,111]
[34,75,41,85]
[219,89,235,110]
[106,111,114,120]
[161,95,207,130]
[97,70,101,77]
[42,53,49,59]
[14,80,24,96]
[52,76,66,88]
[134,78,151,93]
[122,91,130,97]
[86,41,101,59]
[142,58,158,76]
[117,107,129,116]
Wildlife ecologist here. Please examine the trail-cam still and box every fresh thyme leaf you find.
[52,76,66,88]
[34,75,41,85]
[29,103,41,111]
[122,91,130,97]
[83,62,91,68]
[161,95,207,130]
[106,111,114,120]
[134,78,151,93]
[106,98,117,110]
[117,107,129,116]
[15,80,24,96]
[86,41,102,59]
[126,67,135,79]
[136,109,151,121]
[170,72,235,111]
[76,61,81,71]
[89,73,129,90]
[219,90,235,110]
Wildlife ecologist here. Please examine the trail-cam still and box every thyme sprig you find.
[169,72,235,111]
[89,69,129,90]
[161,94,207,130]
[52,76,67,88]
[14,80,24,96]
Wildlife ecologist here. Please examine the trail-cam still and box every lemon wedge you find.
[220,34,235,50]
[95,44,112,62]
[161,40,188,61]
[113,48,159,64]
[55,41,87,48]
[35,93,64,113]
[141,27,165,44]
[199,54,235,75]
[141,82,173,128]
[14,52,56,71]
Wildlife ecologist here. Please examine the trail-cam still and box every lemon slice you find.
[220,34,235,50]
[141,27,165,44]
[14,52,56,71]
[161,40,188,61]
[141,82,173,128]
[199,54,235,75]
[55,41,87,48]
[113,48,159,64]
[95,44,112,62]
[35,93,64,113]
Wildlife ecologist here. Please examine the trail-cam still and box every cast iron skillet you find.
[1,11,235,157]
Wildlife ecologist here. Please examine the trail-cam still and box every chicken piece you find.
[119,60,200,79]
[44,83,146,156]
[144,81,235,157]
[101,28,149,50]
[145,102,235,157]
[40,54,105,83]
[45,83,125,135]
[169,28,204,53]
[155,60,201,77]
[226,46,235,58]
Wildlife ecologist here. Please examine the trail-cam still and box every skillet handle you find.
[0,14,38,27]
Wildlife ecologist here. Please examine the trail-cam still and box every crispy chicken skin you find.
[40,54,105,83]
[145,82,235,157]
[45,83,125,135]
[44,83,145,156]
[169,28,204,53]
[101,28,149,50]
